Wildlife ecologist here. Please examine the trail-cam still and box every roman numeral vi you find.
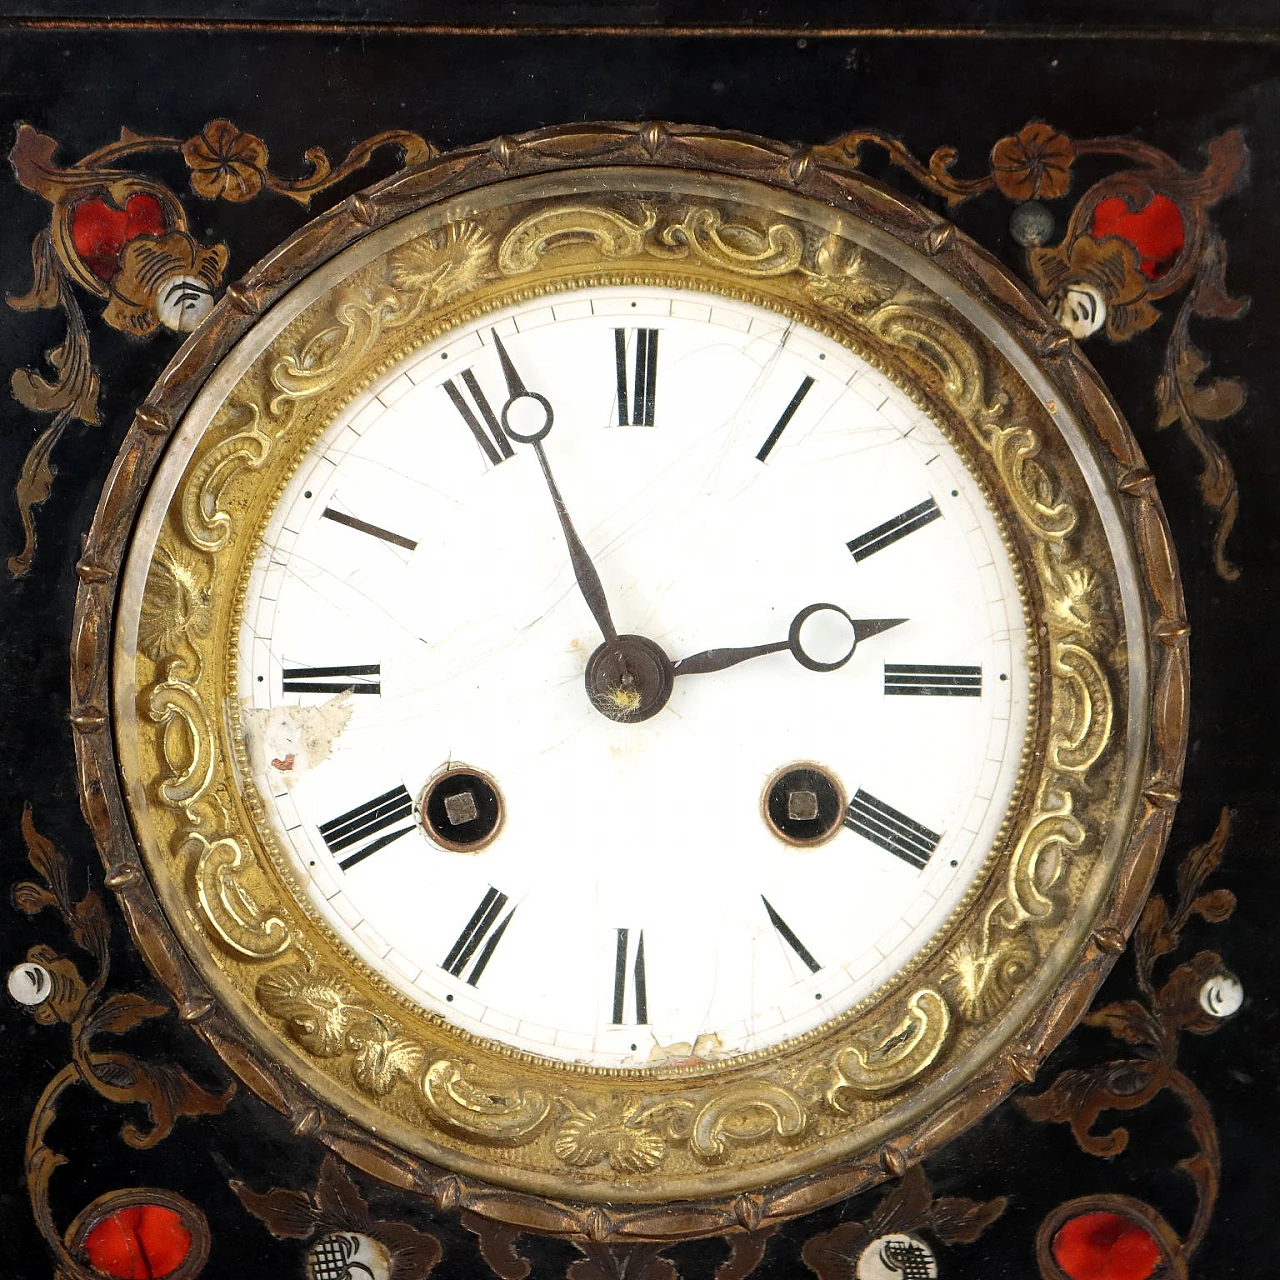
[611,928,649,1024]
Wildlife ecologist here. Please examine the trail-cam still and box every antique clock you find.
[70,123,1185,1239]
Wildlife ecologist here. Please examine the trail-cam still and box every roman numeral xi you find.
[442,368,514,467]
[320,785,415,870]
[614,328,659,426]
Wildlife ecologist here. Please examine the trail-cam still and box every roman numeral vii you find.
[442,888,515,985]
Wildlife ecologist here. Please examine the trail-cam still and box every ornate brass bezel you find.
[72,123,1187,1240]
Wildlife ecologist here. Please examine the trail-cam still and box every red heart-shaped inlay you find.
[1090,193,1185,280]
[1052,1211,1161,1280]
[83,1203,192,1279]
[69,193,167,282]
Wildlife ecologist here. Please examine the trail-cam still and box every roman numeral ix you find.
[614,327,659,426]
[884,664,982,697]
[442,888,515,985]
[843,790,942,870]
[283,663,381,695]
[320,784,415,870]
[442,368,515,466]
[611,928,649,1024]
[846,497,941,561]
[762,896,821,974]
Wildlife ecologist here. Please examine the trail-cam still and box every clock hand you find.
[672,604,906,677]
[490,329,618,643]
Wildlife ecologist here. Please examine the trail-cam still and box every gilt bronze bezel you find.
[71,122,1187,1239]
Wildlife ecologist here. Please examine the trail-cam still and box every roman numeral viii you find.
[442,368,514,467]
[442,887,515,985]
[846,497,941,561]
[843,790,941,870]
[320,785,415,870]
[611,928,649,1024]
[282,663,381,695]
[884,664,982,697]
[614,328,659,426]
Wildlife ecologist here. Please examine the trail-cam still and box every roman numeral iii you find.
[282,663,381,695]
[846,497,941,561]
[320,784,415,870]
[611,928,649,1024]
[442,888,516,986]
[843,790,942,870]
[884,663,982,697]
[442,368,514,466]
[614,327,659,426]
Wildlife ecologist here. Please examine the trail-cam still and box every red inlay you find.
[69,194,167,282]
[1090,193,1185,280]
[1052,1211,1161,1280]
[83,1204,192,1279]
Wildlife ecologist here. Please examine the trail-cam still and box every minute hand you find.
[490,329,618,643]
[673,605,906,677]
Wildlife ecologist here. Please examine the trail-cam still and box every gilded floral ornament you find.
[990,122,1075,202]
[182,119,270,202]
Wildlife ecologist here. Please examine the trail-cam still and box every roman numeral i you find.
[614,328,659,426]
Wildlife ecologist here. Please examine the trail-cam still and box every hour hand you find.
[672,604,906,677]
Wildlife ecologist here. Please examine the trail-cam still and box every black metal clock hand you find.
[490,329,618,643]
[672,604,906,677]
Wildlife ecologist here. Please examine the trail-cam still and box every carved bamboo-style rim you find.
[71,121,1188,1241]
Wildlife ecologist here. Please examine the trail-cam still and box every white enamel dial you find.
[236,284,1031,1070]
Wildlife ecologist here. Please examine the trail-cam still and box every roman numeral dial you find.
[236,282,1029,1070]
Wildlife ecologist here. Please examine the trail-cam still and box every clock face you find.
[235,283,1031,1069]
[95,149,1167,1211]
